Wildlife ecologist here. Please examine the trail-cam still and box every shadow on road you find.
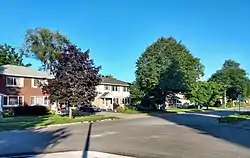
[148,110,250,149]
[82,123,92,158]
[0,127,71,157]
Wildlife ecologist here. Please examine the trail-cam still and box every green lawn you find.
[218,113,250,124]
[0,115,119,131]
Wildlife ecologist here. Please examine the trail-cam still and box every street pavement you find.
[1,112,250,158]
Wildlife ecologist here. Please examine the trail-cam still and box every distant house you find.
[92,76,130,110]
[0,65,52,107]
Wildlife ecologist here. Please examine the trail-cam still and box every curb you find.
[4,118,119,132]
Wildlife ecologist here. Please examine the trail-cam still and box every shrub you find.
[11,106,50,116]
[115,106,124,113]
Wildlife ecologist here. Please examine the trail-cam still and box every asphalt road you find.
[1,112,250,158]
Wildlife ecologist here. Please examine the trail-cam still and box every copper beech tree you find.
[42,45,101,117]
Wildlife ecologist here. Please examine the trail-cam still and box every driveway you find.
[1,113,250,158]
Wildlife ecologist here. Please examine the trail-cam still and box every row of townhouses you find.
[0,65,130,110]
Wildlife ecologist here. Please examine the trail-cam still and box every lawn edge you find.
[1,117,119,132]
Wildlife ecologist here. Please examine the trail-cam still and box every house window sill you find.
[6,85,22,88]
[3,105,23,107]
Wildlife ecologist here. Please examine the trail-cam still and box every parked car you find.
[58,105,101,116]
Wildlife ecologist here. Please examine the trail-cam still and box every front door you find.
[106,98,113,110]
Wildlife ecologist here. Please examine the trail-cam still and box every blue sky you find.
[0,0,249,82]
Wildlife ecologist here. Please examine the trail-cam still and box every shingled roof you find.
[101,76,129,86]
[0,65,53,79]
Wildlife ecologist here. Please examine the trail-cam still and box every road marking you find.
[91,131,117,138]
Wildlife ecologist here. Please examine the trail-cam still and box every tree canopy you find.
[0,44,31,67]
[134,37,204,107]
[209,59,250,101]
[23,28,70,74]
[42,45,101,107]
[186,81,223,108]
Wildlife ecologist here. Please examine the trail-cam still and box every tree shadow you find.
[0,127,71,157]
[148,112,250,149]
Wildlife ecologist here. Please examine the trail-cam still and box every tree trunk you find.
[162,91,167,111]
[69,107,73,118]
[224,90,227,107]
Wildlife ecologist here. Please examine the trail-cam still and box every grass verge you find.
[0,115,119,131]
[218,113,250,124]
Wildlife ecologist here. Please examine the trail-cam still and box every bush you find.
[6,106,50,116]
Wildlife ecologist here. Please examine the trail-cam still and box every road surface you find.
[1,113,250,158]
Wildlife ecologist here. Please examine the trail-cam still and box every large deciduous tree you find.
[42,45,101,117]
[0,44,31,67]
[209,59,250,103]
[23,28,70,74]
[186,81,223,109]
[134,37,204,109]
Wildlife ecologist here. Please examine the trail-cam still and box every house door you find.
[106,98,112,110]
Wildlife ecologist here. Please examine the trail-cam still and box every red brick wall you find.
[0,75,49,106]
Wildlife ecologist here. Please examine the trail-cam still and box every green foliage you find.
[129,81,144,105]
[209,59,250,101]
[135,37,204,107]
[0,44,31,67]
[186,81,223,107]
[23,28,70,74]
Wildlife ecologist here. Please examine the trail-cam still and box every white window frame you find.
[6,77,23,87]
[112,86,118,91]
[104,85,110,90]
[123,87,129,92]
[32,78,46,88]
[30,96,49,106]
[2,95,24,107]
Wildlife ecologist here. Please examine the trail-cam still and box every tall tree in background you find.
[0,44,31,67]
[23,28,70,74]
[42,45,101,118]
[186,81,223,109]
[135,37,204,109]
[209,59,250,104]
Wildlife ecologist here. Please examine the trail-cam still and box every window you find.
[104,85,110,90]
[123,87,129,92]
[3,96,23,106]
[6,77,21,86]
[112,86,118,91]
[122,97,130,105]
[30,96,48,106]
[32,78,44,88]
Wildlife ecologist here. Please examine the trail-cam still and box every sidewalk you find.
[4,151,135,158]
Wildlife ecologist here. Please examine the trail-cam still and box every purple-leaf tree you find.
[43,45,101,117]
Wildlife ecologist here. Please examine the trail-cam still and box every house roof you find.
[0,65,53,79]
[101,76,129,86]
[99,92,113,98]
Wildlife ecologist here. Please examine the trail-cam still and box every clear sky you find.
[0,0,249,82]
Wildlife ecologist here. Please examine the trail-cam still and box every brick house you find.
[0,65,130,110]
[0,65,53,107]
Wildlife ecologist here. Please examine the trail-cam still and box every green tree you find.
[135,37,204,109]
[186,81,223,109]
[23,28,70,74]
[0,44,31,67]
[209,59,250,103]
[129,81,144,106]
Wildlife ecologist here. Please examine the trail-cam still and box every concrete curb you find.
[5,118,119,132]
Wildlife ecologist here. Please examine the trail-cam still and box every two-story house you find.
[0,65,52,107]
[93,76,130,110]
